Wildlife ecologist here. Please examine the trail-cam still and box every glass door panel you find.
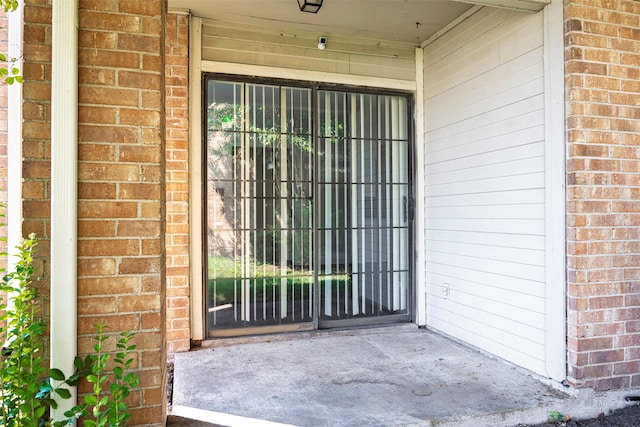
[317,91,410,323]
[206,80,314,333]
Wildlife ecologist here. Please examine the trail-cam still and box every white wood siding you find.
[423,7,547,375]
[201,18,416,82]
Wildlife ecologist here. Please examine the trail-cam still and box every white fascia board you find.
[453,0,549,12]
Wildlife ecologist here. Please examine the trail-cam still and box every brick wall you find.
[0,9,9,269]
[165,12,191,354]
[566,0,640,391]
[22,1,167,425]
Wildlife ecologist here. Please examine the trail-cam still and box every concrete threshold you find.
[169,324,639,427]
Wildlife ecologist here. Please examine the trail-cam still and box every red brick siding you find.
[22,0,167,425]
[0,9,9,269]
[22,0,51,298]
[566,0,640,391]
[165,12,190,354]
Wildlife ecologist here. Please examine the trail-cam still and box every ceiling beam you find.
[454,0,549,13]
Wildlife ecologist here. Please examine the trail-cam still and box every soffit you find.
[167,0,477,44]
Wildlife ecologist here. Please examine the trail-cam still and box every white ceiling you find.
[167,0,476,44]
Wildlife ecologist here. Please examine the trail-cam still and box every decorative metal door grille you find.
[205,77,411,336]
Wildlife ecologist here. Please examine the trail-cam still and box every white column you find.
[50,0,79,421]
[544,0,566,382]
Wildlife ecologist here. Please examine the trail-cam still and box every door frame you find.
[200,73,416,338]
[188,15,419,341]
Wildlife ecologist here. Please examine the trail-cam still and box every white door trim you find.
[189,15,205,341]
[200,61,416,92]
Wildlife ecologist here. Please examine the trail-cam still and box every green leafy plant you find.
[0,0,22,85]
[549,410,570,423]
[0,234,82,426]
[61,323,139,427]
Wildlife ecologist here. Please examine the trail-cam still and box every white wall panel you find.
[202,18,416,82]
[423,7,547,375]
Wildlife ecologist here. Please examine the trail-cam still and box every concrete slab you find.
[169,324,638,426]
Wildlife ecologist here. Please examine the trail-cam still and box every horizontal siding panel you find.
[426,240,545,266]
[427,115,544,161]
[426,141,544,175]
[425,172,544,197]
[426,217,544,235]
[348,54,415,81]
[426,251,545,282]
[427,156,545,186]
[427,95,544,143]
[427,303,545,353]
[426,53,543,114]
[428,75,543,132]
[426,189,545,208]
[426,263,545,298]
[426,13,543,92]
[425,7,517,66]
[427,306,546,374]
[426,229,545,251]
[426,203,544,220]
[202,19,415,82]
[429,284,546,326]
[426,274,545,306]
[202,45,352,74]
[202,20,415,59]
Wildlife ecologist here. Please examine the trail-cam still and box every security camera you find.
[318,37,327,50]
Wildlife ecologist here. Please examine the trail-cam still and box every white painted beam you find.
[454,0,549,13]
[50,0,78,421]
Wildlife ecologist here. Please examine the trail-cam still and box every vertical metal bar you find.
[350,94,360,316]
[313,88,320,328]
[280,87,289,319]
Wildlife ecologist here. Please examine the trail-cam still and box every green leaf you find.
[87,374,98,383]
[35,405,46,419]
[43,397,58,409]
[74,355,84,370]
[55,387,71,399]
[5,76,14,85]
[85,394,98,405]
[50,368,66,381]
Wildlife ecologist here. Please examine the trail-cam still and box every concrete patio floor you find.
[168,324,638,427]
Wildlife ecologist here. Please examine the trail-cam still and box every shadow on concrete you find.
[168,324,637,427]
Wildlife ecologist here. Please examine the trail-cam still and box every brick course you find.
[566,0,640,391]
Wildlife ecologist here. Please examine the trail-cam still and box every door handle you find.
[403,196,407,223]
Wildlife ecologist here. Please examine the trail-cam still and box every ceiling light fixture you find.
[297,0,323,13]
[318,36,327,50]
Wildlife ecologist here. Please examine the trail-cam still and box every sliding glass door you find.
[205,77,411,337]
[317,91,410,327]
